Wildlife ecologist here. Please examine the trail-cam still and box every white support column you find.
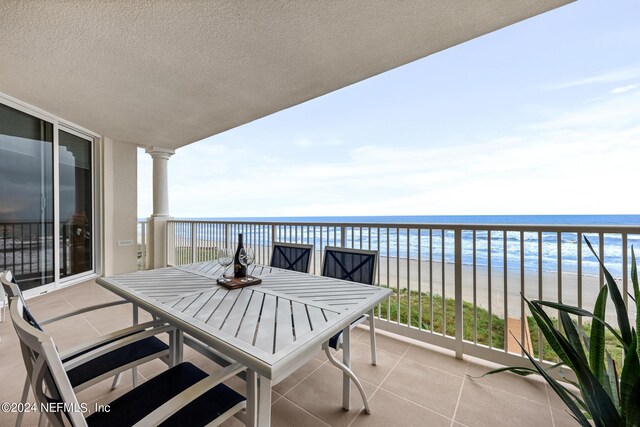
[145,146,175,269]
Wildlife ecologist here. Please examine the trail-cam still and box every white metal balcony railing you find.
[146,219,638,370]
[137,220,149,271]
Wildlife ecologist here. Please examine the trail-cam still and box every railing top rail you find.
[0,221,67,224]
[165,219,640,234]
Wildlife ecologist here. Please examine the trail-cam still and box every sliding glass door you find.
[0,103,55,291]
[59,129,93,278]
[0,101,95,292]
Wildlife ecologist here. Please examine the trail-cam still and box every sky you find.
[138,0,640,219]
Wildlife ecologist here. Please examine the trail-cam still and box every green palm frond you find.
[484,239,639,427]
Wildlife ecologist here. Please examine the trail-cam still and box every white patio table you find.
[96,260,392,426]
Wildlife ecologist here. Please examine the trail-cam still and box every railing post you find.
[140,221,146,271]
[271,225,276,263]
[165,221,171,266]
[191,222,197,263]
[454,228,463,359]
[340,225,346,248]
[224,223,230,249]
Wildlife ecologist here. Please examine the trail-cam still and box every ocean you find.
[174,215,640,277]
[189,215,640,226]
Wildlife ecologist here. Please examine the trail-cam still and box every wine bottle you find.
[233,233,247,278]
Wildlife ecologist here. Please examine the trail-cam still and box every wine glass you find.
[216,246,233,282]
[239,246,255,283]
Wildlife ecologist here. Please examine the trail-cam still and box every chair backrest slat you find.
[2,271,43,331]
[1,270,20,299]
[270,242,313,273]
[322,246,378,285]
[5,272,87,427]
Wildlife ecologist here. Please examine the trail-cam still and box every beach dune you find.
[302,250,630,323]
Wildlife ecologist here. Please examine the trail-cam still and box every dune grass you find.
[374,288,623,366]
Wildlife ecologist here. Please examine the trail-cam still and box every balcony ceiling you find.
[0,1,571,150]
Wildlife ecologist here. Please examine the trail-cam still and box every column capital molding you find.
[145,145,175,160]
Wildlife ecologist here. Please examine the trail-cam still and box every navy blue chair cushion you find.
[65,336,168,388]
[86,362,245,427]
[322,249,377,349]
[270,244,312,273]
[22,305,44,331]
[322,249,376,285]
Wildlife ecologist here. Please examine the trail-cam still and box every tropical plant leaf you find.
[620,334,640,423]
[559,374,583,394]
[528,298,623,426]
[585,237,633,346]
[623,380,640,427]
[601,367,614,411]
[605,351,620,409]
[590,286,608,384]
[486,245,639,426]
[534,299,626,348]
[579,324,591,353]
[509,330,591,426]
[473,362,564,379]
[527,302,595,415]
[472,366,538,378]
[632,247,640,363]
[527,299,573,369]
[561,311,588,367]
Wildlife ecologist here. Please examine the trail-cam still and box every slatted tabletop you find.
[97,261,392,381]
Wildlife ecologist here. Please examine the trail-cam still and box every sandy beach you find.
[180,242,634,324]
[298,250,631,324]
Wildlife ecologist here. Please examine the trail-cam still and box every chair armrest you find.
[133,362,246,426]
[60,320,172,366]
[40,300,130,325]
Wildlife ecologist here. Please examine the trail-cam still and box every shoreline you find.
[176,238,619,279]
[173,242,634,323]
[305,250,632,323]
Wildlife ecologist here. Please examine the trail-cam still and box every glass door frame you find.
[57,124,99,288]
[0,92,102,298]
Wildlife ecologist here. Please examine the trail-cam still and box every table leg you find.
[175,329,184,363]
[257,375,272,427]
[169,329,184,366]
[132,303,139,387]
[342,326,351,411]
[246,370,258,427]
[168,329,183,366]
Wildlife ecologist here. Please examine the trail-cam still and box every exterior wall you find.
[102,137,137,275]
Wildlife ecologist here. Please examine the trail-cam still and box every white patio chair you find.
[322,246,379,362]
[1,271,172,426]
[321,246,379,414]
[270,242,313,273]
[8,295,247,427]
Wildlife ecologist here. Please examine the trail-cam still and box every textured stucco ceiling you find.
[0,1,572,150]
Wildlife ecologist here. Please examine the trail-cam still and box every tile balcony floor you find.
[0,280,576,427]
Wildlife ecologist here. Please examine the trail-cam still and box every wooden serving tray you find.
[217,275,262,289]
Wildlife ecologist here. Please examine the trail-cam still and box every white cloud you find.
[292,137,343,148]
[610,83,639,94]
[547,65,640,90]
[528,88,640,131]
[138,82,640,218]
[293,138,313,147]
